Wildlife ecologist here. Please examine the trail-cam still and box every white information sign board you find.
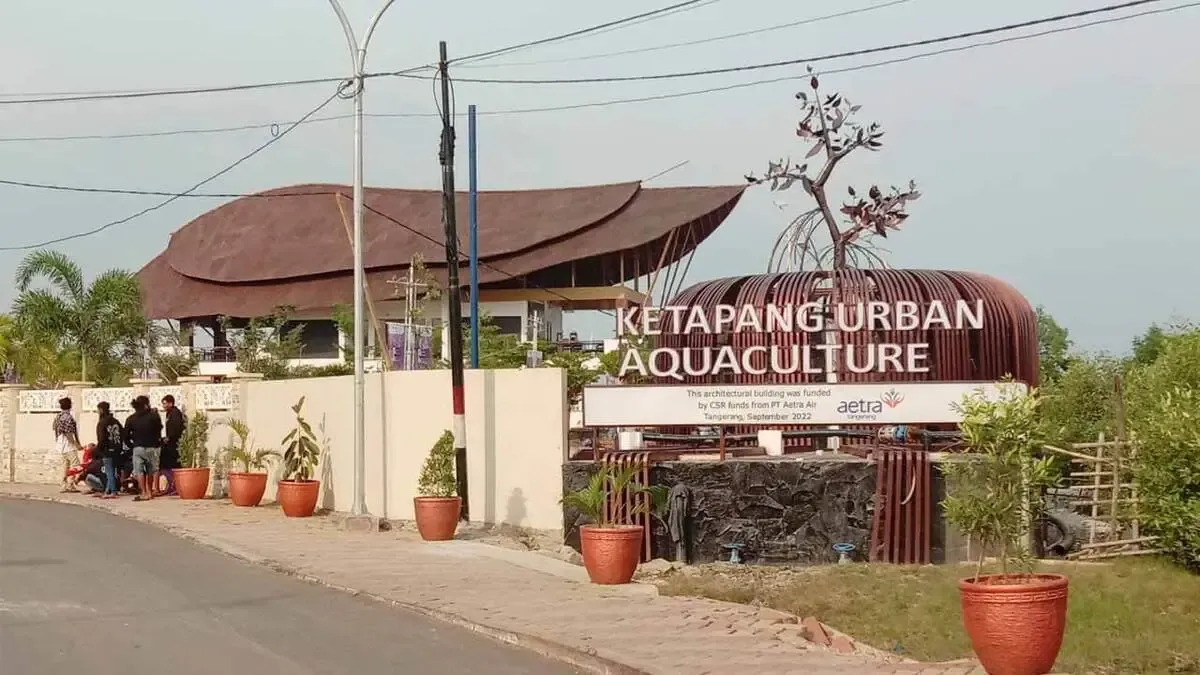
[581,382,1026,427]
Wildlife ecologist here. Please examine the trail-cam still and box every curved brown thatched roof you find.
[138,181,746,319]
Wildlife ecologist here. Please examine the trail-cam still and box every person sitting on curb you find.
[65,444,103,493]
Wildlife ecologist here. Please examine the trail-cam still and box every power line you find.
[449,0,720,65]
[0,65,434,107]
[441,0,1173,85]
[359,202,617,317]
[0,88,343,251]
[0,2,1191,146]
[458,0,918,69]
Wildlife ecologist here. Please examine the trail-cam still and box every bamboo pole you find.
[335,193,392,370]
[1089,434,1104,545]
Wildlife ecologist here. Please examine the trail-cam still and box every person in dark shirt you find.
[157,395,186,497]
[124,396,163,502]
[94,401,124,499]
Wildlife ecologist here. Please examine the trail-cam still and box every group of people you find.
[52,394,187,501]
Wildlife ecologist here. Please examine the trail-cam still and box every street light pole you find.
[327,0,396,517]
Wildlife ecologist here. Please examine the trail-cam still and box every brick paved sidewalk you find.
[1,484,986,675]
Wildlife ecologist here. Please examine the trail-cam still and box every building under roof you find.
[137,180,746,366]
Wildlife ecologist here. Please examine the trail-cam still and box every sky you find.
[1,0,1197,354]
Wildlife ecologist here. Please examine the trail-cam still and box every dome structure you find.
[654,269,1038,387]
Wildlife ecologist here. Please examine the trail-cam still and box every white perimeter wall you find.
[1,368,568,531]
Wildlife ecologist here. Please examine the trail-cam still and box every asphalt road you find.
[0,498,581,675]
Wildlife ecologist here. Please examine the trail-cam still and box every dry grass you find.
[655,558,1200,674]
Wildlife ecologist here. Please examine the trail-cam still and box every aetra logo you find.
[836,388,905,418]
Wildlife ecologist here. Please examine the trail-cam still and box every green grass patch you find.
[656,559,1200,674]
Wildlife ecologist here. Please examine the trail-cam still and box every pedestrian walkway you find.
[1,484,984,675]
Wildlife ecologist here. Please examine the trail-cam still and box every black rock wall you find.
[563,457,877,565]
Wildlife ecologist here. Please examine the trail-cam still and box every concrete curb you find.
[2,492,647,675]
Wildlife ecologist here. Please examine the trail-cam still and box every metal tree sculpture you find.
[747,68,920,272]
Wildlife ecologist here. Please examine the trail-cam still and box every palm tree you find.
[0,313,77,386]
[12,250,145,382]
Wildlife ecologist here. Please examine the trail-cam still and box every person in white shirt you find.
[52,397,81,491]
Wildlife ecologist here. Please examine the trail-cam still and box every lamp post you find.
[326,0,396,517]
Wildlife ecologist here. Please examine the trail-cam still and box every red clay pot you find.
[959,573,1069,675]
[414,496,461,541]
[579,525,644,585]
[227,472,269,507]
[277,480,320,518]
[173,467,210,500]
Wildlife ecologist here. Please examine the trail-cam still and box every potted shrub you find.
[561,464,665,585]
[944,384,1066,675]
[173,411,211,500]
[278,397,321,518]
[222,418,279,507]
[413,430,461,541]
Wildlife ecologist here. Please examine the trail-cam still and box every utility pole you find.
[327,0,396,522]
[438,41,470,521]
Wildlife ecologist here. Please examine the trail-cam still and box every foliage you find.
[0,314,79,386]
[1130,323,1170,367]
[561,464,668,528]
[330,303,380,363]
[416,430,457,498]
[146,322,198,383]
[1126,388,1200,571]
[943,385,1058,579]
[598,337,654,384]
[545,350,601,404]
[1037,353,1121,445]
[1125,331,1200,571]
[281,397,321,481]
[746,70,918,271]
[220,307,305,379]
[1036,306,1073,384]
[177,411,210,470]
[12,249,146,383]
[221,418,279,473]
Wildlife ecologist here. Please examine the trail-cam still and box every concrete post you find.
[225,372,262,423]
[175,376,213,415]
[0,384,29,482]
[128,377,162,400]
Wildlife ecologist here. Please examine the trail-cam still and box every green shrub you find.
[1126,331,1200,571]
[177,411,210,469]
[943,385,1057,578]
[417,431,457,497]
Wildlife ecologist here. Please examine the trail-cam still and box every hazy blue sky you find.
[1,0,1196,353]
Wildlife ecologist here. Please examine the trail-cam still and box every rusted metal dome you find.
[655,269,1038,387]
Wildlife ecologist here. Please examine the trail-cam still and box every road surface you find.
[0,497,580,675]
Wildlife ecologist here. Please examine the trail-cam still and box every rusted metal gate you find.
[599,452,654,562]
[869,448,932,564]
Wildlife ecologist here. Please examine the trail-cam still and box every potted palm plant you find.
[561,464,665,585]
[944,384,1066,675]
[413,430,460,541]
[278,397,321,518]
[174,411,211,500]
[222,418,279,507]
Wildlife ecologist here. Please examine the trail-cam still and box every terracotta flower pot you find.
[173,467,211,500]
[579,525,644,585]
[959,573,1069,675]
[277,480,320,518]
[227,472,269,507]
[414,496,461,541]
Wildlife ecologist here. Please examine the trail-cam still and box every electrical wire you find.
[449,0,719,65]
[0,88,344,251]
[0,2,1192,145]
[359,202,617,317]
[0,65,434,107]
[457,0,918,69]
[439,0,1174,85]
